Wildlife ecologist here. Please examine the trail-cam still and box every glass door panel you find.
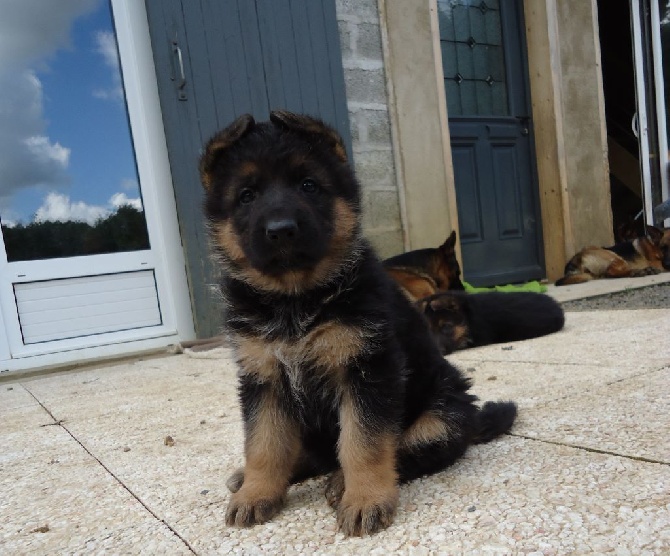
[438,0,509,117]
[0,0,150,261]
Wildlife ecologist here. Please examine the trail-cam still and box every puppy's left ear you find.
[270,110,348,162]
[646,225,663,244]
[200,114,255,190]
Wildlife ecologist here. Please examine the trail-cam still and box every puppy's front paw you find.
[336,490,398,536]
[225,490,284,527]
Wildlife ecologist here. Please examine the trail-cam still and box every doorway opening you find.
[598,0,670,238]
[598,0,644,239]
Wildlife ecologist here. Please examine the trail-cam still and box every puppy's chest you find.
[233,320,369,388]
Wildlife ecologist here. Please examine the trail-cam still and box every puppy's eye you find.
[239,188,256,205]
[301,178,319,194]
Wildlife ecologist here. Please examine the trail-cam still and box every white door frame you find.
[650,0,670,226]
[631,0,669,226]
[0,0,195,372]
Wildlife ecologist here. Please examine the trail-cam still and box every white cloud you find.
[0,0,98,74]
[109,192,142,211]
[24,136,71,168]
[92,30,124,102]
[33,190,143,226]
[0,70,72,213]
[35,192,109,225]
[0,1,98,216]
[1,218,18,229]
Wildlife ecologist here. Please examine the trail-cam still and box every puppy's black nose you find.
[265,218,298,242]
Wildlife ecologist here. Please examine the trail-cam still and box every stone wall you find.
[335,0,404,258]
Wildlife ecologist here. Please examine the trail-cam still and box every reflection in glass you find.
[437,0,508,117]
[0,0,149,262]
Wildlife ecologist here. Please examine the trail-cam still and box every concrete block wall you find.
[335,0,405,258]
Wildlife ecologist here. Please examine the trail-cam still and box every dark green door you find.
[145,0,351,336]
[438,0,543,286]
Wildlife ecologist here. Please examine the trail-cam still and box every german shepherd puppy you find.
[555,226,670,286]
[383,231,464,300]
[418,292,565,355]
[199,111,517,536]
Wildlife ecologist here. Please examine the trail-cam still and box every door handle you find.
[516,116,530,136]
[172,40,187,101]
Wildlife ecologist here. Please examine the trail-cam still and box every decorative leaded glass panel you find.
[437,0,509,116]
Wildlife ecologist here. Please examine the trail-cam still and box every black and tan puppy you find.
[383,231,465,301]
[418,291,565,355]
[555,226,670,286]
[199,111,516,537]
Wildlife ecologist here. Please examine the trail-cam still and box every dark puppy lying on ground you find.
[418,291,565,355]
[199,111,516,536]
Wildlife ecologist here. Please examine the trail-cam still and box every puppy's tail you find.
[472,401,517,444]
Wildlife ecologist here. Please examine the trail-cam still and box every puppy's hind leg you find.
[396,398,517,482]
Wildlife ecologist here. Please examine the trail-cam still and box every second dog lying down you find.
[417,291,565,355]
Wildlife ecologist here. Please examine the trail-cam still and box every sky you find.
[0,0,143,227]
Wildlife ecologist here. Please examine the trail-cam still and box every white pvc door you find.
[0,1,194,372]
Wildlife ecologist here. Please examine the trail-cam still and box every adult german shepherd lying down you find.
[199,111,517,537]
[555,226,670,286]
[383,231,465,300]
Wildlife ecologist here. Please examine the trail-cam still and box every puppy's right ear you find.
[199,114,255,190]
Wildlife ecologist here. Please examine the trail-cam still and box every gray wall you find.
[335,0,404,258]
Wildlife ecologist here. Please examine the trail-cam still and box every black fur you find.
[200,111,516,536]
[421,291,565,355]
[605,240,638,261]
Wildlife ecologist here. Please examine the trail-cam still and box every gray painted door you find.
[145,0,351,336]
[438,0,543,286]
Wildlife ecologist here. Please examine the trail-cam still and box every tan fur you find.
[215,221,247,263]
[634,238,663,268]
[450,324,470,348]
[578,247,621,275]
[213,198,358,295]
[226,391,301,525]
[336,393,399,530]
[399,412,451,450]
[234,321,370,384]
[238,160,260,178]
[385,268,437,301]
